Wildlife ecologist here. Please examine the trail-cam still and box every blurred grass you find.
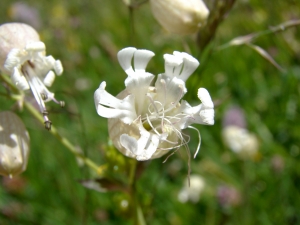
[0,0,300,224]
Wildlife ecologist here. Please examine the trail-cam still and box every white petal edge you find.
[43,71,55,87]
[54,60,63,75]
[120,121,160,161]
[198,88,214,109]
[4,49,22,72]
[133,49,155,73]
[94,81,137,124]
[11,68,30,90]
[163,54,183,78]
[174,51,199,81]
[117,47,137,77]
[25,41,45,52]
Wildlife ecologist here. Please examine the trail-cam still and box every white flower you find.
[0,23,64,130]
[0,111,30,178]
[4,41,64,130]
[178,175,205,203]
[222,125,259,159]
[149,0,210,34]
[94,47,214,161]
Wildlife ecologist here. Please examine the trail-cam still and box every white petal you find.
[25,41,45,52]
[124,72,154,90]
[136,134,160,161]
[163,53,183,78]
[117,47,136,76]
[54,60,63,75]
[155,75,186,108]
[120,134,139,155]
[200,109,214,125]
[4,49,22,72]
[120,121,160,161]
[45,55,55,66]
[176,99,214,128]
[133,49,155,73]
[198,88,214,109]
[43,71,55,87]
[94,82,137,124]
[11,68,30,90]
[175,51,199,81]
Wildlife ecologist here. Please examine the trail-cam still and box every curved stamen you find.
[146,93,159,115]
[187,126,201,158]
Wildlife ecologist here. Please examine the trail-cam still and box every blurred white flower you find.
[94,47,214,161]
[0,23,64,130]
[222,125,259,159]
[178,175,205,203]
[0,111,30,178]
[149,0,209,34]
[222,106,259,159]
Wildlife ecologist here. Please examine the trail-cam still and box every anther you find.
[42,111,48,116]
[59,101,65,108]
[44,120,52,130]
[41,93,48,100]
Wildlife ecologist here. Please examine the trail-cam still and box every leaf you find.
[247,43,285,72]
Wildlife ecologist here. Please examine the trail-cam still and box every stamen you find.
[187,126,202,158]
[52,97,65,108]
[23,66,46,113]
[162,83,184,114]
[146,114,160,136]
[44,120,52,130]
[42,111,52,130]
[41,93,48,100]
[146,93,159,115]
[160,79,167,106]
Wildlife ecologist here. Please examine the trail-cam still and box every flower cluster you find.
[94,47,214,161]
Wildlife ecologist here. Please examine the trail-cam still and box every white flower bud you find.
[178,175,205,203]
[149,0,209,35]
[0,111,30,178]
[222,125,259,159]
[0,23,40,73]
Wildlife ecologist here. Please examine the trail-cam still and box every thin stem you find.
[128,160,147,225]
[23,101,100,173]
[129,6,135,46]
[129,159,137,186]
[218,19,300,50]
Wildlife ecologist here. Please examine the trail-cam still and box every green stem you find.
[23,101,100,173]
[218,19,300,50]
[128,160,147,225]
[129,159,137,186]
[128,6,135,46]
[135,200,146,225]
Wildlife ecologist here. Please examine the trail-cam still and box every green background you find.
[0,0,299,224]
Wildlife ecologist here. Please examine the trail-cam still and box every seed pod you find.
[0,111,30,178]
[149,0,209,35]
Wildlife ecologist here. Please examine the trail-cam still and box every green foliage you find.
[0,0,299,224]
